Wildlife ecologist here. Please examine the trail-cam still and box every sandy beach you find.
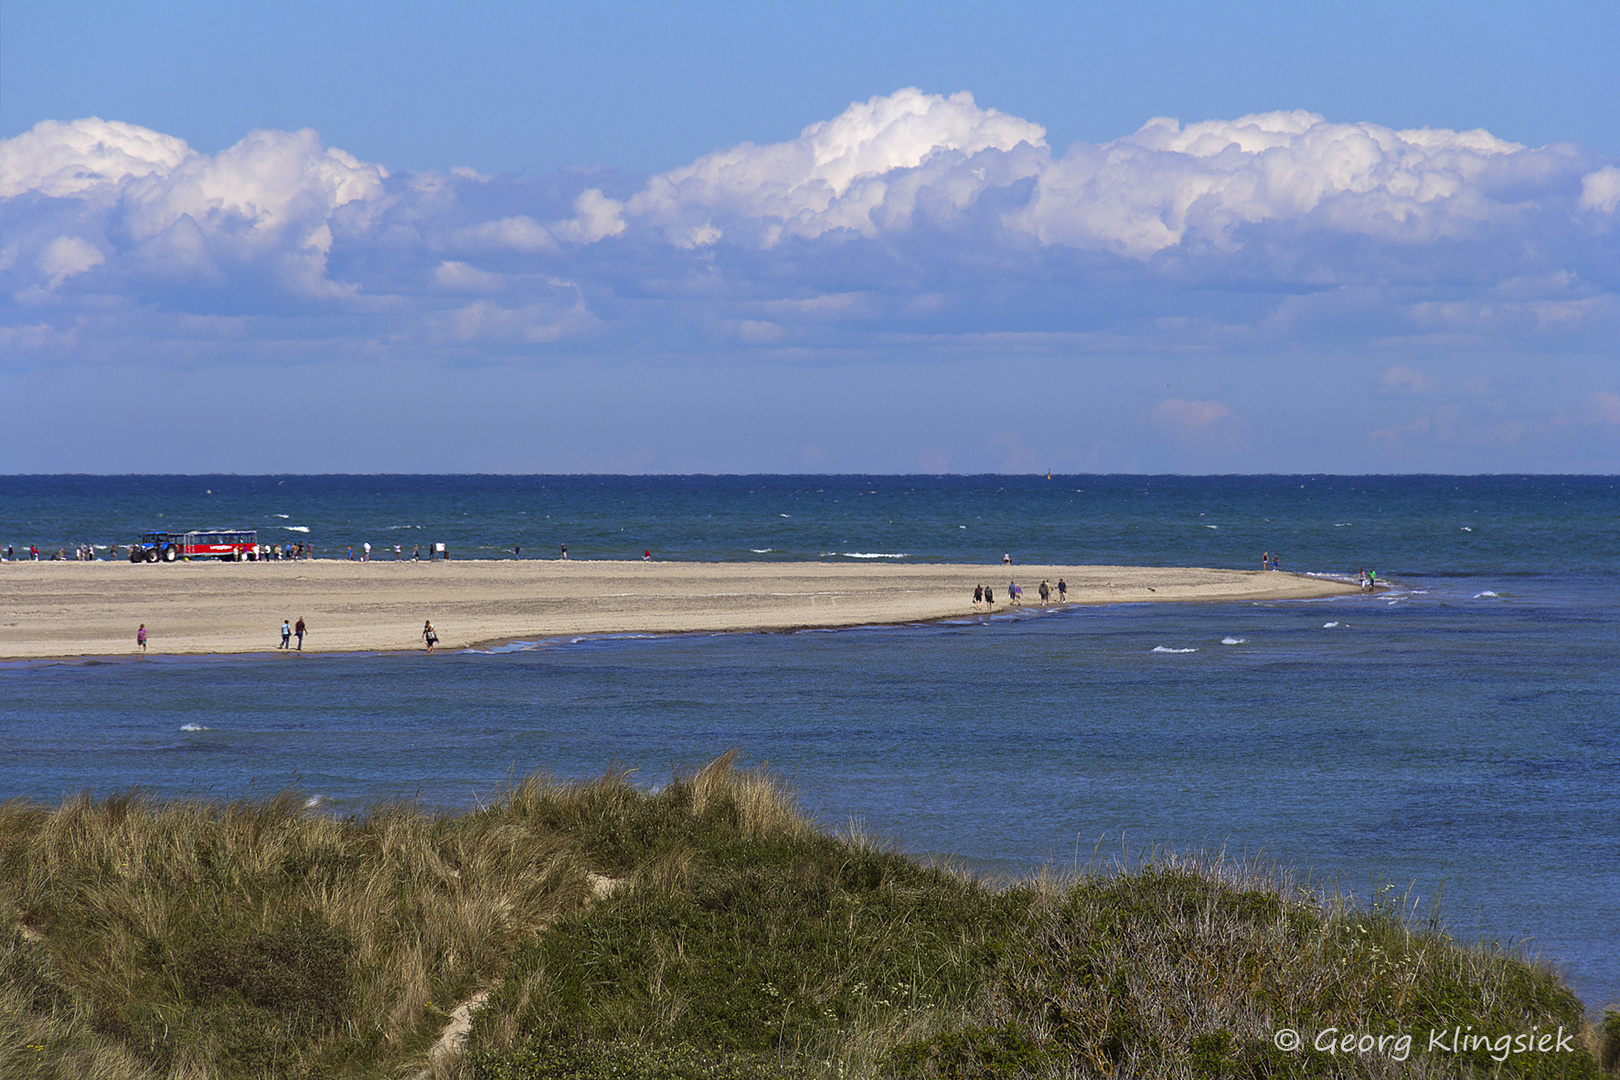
[0,559,1359,659]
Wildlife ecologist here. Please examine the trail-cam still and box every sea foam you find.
[1221,636,1245,645]
[1152,646,1197,653]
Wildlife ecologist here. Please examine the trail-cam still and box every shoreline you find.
[1,559,1363,660]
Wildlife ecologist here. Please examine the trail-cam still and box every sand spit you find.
[0,559,1358,659]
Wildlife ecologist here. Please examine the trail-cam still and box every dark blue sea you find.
[2,475,1616,1009]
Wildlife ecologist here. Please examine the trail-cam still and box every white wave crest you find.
[179,722,208,731]
[1474,590,1499,598]
[282,525,310,533]
[1323,621,1340,628]
[1220,636,1245,645]
[751,548,772,553]
[841,552,907,558]
[1152,645,1197,653]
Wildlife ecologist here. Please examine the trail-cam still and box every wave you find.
[751,548,773,553]
[1323,621,1340,628]
[840,552,907,559]
[274,513,290,518]
[1151,646,1197,653]
[281,525,310,533]
[1220,637,1245,645]
[1474,590,1499,598]
[179,723,208,731]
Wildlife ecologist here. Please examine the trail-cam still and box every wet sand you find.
[0,559,1359,659]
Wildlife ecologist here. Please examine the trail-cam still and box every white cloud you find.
[550,189,626,243]
[36,235,104,288]
[431,278,593,343]
[1579,166,1620,214]
[1014,112,1529,257]
[1,91,1615,369]
[554,88,1045,245]
[0,118,191,199]
[435,260,505,292]
[453,215,557,252]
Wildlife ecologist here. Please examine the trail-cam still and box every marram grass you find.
[0,754,1610,1079]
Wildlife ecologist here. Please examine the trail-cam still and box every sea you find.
[1,474,1616,1010]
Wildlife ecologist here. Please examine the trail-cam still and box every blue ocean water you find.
[2,475,1617,1009]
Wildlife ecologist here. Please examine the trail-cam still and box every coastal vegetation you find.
[1,755,1611,1079]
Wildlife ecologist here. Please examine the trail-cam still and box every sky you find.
[3,0,1618,474]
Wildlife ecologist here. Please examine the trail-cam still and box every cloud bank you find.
[3,89,1617,471]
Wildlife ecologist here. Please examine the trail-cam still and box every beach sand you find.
[0,559,1359,659]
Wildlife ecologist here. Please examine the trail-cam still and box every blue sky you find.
[3,1,1618,473]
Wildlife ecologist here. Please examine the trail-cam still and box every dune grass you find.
[0,755,1610,1079]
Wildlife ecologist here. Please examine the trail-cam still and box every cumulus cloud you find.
[0,117,190,199]
[1579,166,1620,214]
[2,89,1616,369]
[553,88,1046,246]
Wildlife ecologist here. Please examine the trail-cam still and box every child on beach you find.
[423,621,438,652]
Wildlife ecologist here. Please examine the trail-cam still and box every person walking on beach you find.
[1039,580,1050,604]
[294,617,306,651]
[973,584,983,608]
[560,544,568,559]
[984,585,993,607]
[412,545,419,561]
[280,620,291,649]
[363,541,371,562]
[1003,552,1011,565]
[1261,552,1270,571]
[136,624,147,653]
[1057,577,1067,602]
[423,620,438,652]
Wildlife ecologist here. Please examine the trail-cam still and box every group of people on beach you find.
[973,578,1066,610]
[3,544,89,560]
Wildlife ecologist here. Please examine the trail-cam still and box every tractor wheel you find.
[162,545,179,562]
[144,548,160,563]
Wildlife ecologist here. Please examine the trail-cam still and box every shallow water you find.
[2,475,1617,1008]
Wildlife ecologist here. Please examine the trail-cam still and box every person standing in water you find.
[423,620,438,652]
